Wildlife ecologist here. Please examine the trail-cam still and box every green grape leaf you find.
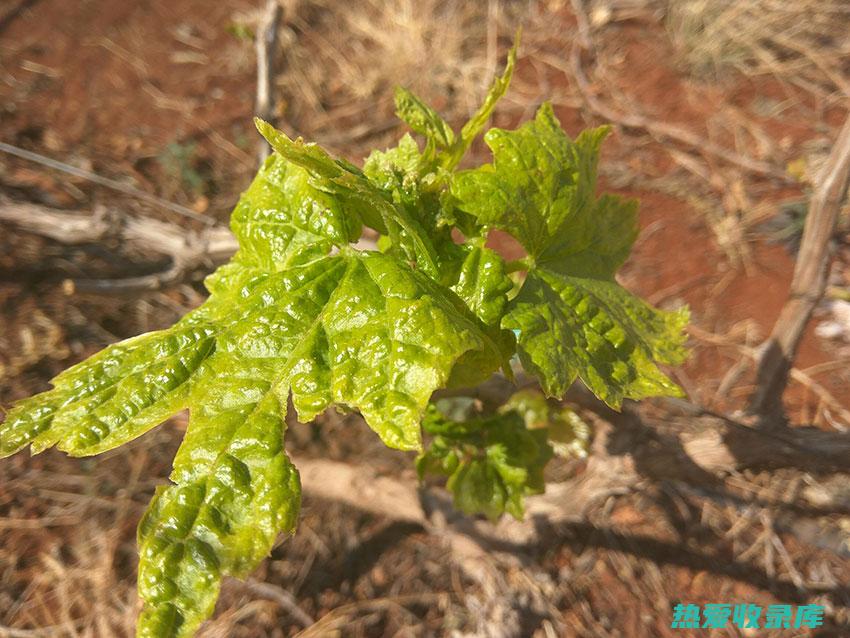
[417,406,553,520]
[3,246,504,636]
[392,32,518,172]
[363,133,444,235]
[2,252,505,456]
[231,152,362,270]
[504,271,688,404]
[2,145,506,636]
[0,32,691,637]
[362,136,487,286]
[452,102,688,406]
[255,118,441,279]
[451,103,612,262]
[442,34,519,170]
[381,39,519,236]
[136,378,300,638]
[502,389,591,459]
[0,321,216,458]
[450,244,512,327]
[394,87,456,154]
[363,133,426,195]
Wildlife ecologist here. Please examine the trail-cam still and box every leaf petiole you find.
[505,257,532,273]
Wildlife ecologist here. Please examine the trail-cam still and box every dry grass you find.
[666,0,850,101]
[274,0,533,158]
[0,417,468,637]
[0,443,157,637]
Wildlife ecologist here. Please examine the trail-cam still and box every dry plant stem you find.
[0,198,237,292]
[293,594,447,638]
[255,0,283,164]
[442,370,850,469]
[569,0,592,49]
[296,454,612,638]
[749,113,850,425]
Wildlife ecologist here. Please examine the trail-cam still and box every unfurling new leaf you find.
[418,389,592,520]
[0,36,687,638]
[417,403,554,521]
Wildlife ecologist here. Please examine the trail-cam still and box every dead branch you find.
[750,113,850,424]
[256,0,283,163]
[299,406,850,521]
[295,458,424,525]
[0,198,237,292]
[689,325,850,428]
[0,198,382,292]
[293,594,449,638]
[293,404,850,567]
[0,0,40,36]
[569,0,592,50]
[440,367,850,472]
[639,410,850,477]
[296,457,552,636]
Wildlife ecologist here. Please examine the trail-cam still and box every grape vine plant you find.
[0,39,688,637]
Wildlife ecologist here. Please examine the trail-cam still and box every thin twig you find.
[241,580,314,627]
[569,0,592,49]
[0,141,212,224]
[0,0,41,36]
[255,0,283,164]
[294,594,446,638]
[0,624,71,638]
